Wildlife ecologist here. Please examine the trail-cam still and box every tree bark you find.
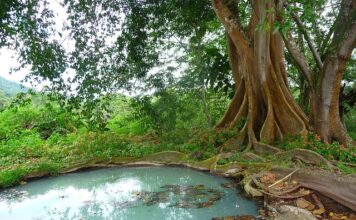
[314,0,355,146]
[281,0,355,146]
[213,0,308,148]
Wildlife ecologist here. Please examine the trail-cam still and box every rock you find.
[212,163,242,177]
[275,205,317,220]
[171,200,195,208]
[143,191,169,206]
[223,168,242,177]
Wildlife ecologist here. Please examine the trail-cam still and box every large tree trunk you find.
[313,0,355,146]
[313,60,351,145]
[213,0,308,148]
[281,0,355,146]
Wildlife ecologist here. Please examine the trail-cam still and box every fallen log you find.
[270,167,356,211]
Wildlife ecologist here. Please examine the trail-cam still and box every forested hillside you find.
[0,76,27,96]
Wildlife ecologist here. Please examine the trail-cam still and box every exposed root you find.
[270,168,356,211]
[311,194,324,210]
[253,142,282,154]
[243,177,263,197]
[261,189,311,199]
[277,148,334,168]
[250,171,305,199]
[245,167,356,212]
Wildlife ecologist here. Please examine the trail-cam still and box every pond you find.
[0,166,258,220]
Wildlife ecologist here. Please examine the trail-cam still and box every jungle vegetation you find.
[0,0,355,189]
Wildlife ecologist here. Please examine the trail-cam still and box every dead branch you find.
[268,168,299,188]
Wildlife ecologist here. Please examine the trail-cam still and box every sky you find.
[0,48,30,86]
[0,0,184,95]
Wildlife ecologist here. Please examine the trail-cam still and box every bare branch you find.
[275,1,314,88]
[288,9,324,70]
[282,33,314,88]
[319,22,336,59]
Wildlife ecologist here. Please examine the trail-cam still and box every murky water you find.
[0,167,257,220]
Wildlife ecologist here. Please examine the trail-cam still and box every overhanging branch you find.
[287,9,323,70]
[282,33,314,88]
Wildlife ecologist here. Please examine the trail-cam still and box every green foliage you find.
[74,132,140,159]
[0,97,80,142]
[108,88,228,144]
[179,32,232,96]
[0,89,222,186]
[0,89,354,187]
[0,91,9,111]
[0,0,355,193]
[217,158,228,165]
[182,128,238,160]
[35,162,61,175]
[0,0,220,120]
[0,168,26,188]
[336,162,356,175]
[0,90,229,187]
[277,131,356,164]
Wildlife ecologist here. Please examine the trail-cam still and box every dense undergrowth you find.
[0,92,355,188]
[0,91,228,187]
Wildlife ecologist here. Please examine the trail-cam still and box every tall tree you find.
[282,0,355,145]
[213,0,308,149]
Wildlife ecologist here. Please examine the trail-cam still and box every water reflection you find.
[0,167,257,220]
